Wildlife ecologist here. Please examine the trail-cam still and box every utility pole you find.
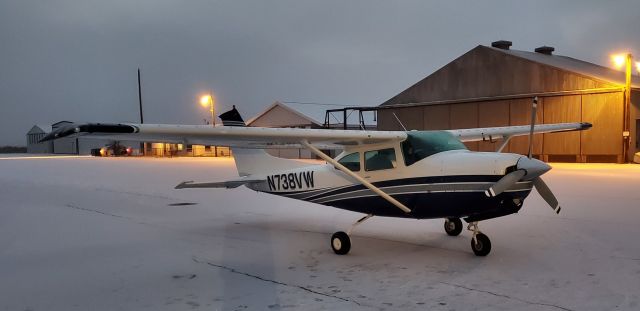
[138,68,145,155]
[623,54,632,163]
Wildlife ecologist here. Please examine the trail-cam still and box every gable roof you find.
[489,46,640,88]
[247,101,323,127]
[247,101,377,128]
[27,124,52,134]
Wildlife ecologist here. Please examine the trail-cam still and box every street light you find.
[200,94,215,126]
[611,53,633,162]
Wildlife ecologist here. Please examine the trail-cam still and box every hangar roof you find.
[489,46,640,88]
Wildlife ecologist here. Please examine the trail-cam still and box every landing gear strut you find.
[330,214,373,255]
[467,222,491,256]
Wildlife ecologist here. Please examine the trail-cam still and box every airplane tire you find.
[331,231,351,255]
[471,233,491,256]
[444,218,463,236]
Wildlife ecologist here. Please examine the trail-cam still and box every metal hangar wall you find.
[377,41,640,163]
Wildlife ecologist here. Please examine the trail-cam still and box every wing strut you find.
[300,140,412,214]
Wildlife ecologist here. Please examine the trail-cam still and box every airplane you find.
[42,97,591,256]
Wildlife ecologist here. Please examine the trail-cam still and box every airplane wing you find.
[41,121,590,148]
[41,123,408,149]
[446,122,592,142]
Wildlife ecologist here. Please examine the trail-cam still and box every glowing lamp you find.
[200,95,213,107]
[612,54,626,69]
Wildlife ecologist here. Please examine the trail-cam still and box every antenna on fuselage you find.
[527,97,538,159]
[392,112,408,131]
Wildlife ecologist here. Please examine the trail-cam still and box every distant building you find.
[26,124,53,153]
[248,101,366,158]
[378,40,640,163]
[248,101,325,129]
[247,101,322,158]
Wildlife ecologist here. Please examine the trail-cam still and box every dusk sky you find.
[1,0,639,145]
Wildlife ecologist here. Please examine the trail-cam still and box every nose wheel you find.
[468,222,491,256]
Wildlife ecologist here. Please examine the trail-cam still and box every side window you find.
[337,152,360,171]
[365,148,397,171]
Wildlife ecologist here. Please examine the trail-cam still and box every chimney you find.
[534,46,555,55]
[491,40,512,50]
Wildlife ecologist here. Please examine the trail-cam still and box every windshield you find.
[401,131,467,166]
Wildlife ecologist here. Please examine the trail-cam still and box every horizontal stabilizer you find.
[175,178,265,189]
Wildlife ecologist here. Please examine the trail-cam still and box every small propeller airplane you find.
[43,97,591,256]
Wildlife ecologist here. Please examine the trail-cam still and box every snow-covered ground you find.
[1,156,639,310]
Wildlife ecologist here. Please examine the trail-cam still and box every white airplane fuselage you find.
[247,144,537,220]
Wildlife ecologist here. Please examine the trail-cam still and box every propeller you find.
[533,177,561,214]
[527,97,538,159]
[486,96,562,214]
[485,170,525,197]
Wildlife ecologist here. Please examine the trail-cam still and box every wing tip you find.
[580,122,593,130]
[175,181,194,189]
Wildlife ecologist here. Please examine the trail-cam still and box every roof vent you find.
[534,46,555,55]
[491,40,512,50]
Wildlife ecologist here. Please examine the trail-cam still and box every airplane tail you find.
[218,106,313,177]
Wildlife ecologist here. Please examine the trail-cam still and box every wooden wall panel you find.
[509,98,543,155]
[630,90,640,156]
[394,107,424,130]
[478,100,510,152]
[423,105,450,130]
[450,103,479,150]
[543,95,581,154]
[377,110,401,131]
[581,92,623,155]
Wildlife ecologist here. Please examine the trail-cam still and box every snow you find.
[1,156,639,310]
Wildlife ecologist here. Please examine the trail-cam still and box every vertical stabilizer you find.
[219,106,314,176]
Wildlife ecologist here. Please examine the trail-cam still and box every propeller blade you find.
[533,177,561,214]
[485,170,526,197]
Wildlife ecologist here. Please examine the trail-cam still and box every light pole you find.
[200,94,215,126]
[200,93,217,156]
[612,53,633,162]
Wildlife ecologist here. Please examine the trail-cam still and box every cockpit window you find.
[401,131,467,166]
[337,152,360,171]
[365,148,397,171]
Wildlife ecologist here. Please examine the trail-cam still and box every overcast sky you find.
[1,0,639,145]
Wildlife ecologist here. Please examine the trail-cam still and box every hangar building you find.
[377,41,640,163]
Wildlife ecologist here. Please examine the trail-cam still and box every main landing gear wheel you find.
[330,214,372,255]
[444,218,463,236]
[331,231,351,255]
[467,222,491,256]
